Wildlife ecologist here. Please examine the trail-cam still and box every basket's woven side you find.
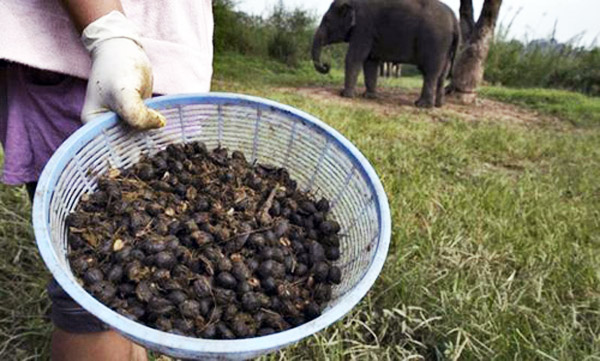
[319,147,379,298]
[219,105,257,157]
[51,159,80,266]
[36,94,389,360]
[255,110,295,168]
[50,99,380,314]
[180,104,221,150]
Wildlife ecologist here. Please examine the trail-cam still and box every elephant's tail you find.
[447,21,461,79]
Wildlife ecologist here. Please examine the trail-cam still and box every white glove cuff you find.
[81,10,143,53]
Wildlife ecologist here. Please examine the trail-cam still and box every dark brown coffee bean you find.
[113,246,132,263]
[258,260,285,279]
[305,301,321,320]
[271,248,285,263]
[155,317,172,332]
[130,249,145,261]
[274,219,289,237]
[216,257,232,273]
[269,200,281,217]
[135,281,154,303]
[193,277,213,298]
[319,220,341,235]
[155,251,176,269]
[326,246,341,261]
[291,240,305,253]
[216,272,237,289]
[216,322,235,339]
[237,281,252,295]
[107,264,123,283]
[168,290,187,305]
[145,203,162,216]
[174,319,195,334]
[313,262,330,282]
[261,277,277,294]
[297,253,310,266]
[299,200,318,215]
[223,304,239,322]
[118,283,135,297]
[201,323,217,339]
[312,211,325,225]
[294,263,308,277]
[257,327,275,336]
[241,292,261,313]
[71,255,91,274]
[260,247,275,260]
[323,235,340,247]
[263,230,277,243]
[148,296,174,315]
[191,230,214,247]
[246,258,260,272]
[328,266,342,284]
[214,288,237,304]
[248,233,266,249]
[83,268,103,284]
[231,261,251,281]
[89,281,116,304]
[143,239,167,254]
[316,198,330,212]
[198,298,212,317]
[314,284,332,303]
[184,219,199,233]
[179,299,201,318]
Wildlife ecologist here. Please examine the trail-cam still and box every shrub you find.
[213,0,265,55]
[266,2,315,67]
[485,30,600,96]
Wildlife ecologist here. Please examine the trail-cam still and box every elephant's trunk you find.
[312,26,330,74]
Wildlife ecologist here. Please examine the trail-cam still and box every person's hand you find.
[81,11,166,129]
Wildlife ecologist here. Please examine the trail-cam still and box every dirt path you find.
[277,86,564,127]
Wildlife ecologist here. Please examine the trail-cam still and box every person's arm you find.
[60,0,166,129]
[60,0,123,33]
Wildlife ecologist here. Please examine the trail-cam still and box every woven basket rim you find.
[32,92,391,358]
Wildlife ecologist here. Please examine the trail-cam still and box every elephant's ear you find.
[339,2,356,29]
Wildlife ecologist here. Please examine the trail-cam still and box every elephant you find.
[312,0,460,107]
[379,62,402,78]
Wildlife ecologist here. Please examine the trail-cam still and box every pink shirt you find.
[0,0,214,94]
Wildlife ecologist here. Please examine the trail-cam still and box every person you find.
[0,0,214,360]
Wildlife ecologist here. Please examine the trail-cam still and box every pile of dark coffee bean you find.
[66,142,343,339]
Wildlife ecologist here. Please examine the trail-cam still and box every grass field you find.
[1,53,600,360]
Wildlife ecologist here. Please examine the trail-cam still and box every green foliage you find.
[212,0,317,68]
[266,2,315,67]
[212,0,267,55]
[485,36,600,96]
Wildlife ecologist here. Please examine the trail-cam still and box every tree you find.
[448,0,503,103]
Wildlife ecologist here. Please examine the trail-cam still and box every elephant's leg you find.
[415,71,439,108]
[342,42,371,98]
[435,75,446,107]
[342,65,361,98]
[342,59,362,98]
[435,60,451,107]
[363,59,379,99]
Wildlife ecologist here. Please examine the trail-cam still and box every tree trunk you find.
[449,0,502,104]
[459,0,475,42]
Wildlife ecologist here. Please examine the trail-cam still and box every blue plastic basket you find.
[33,93,391,360]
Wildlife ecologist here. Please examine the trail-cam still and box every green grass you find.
[2,53,600,360]
[481,86,600,128]
[0,182,51,360]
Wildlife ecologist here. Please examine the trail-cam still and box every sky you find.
[235,0,600,47]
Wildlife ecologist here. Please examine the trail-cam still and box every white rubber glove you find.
[81,11,166,129]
